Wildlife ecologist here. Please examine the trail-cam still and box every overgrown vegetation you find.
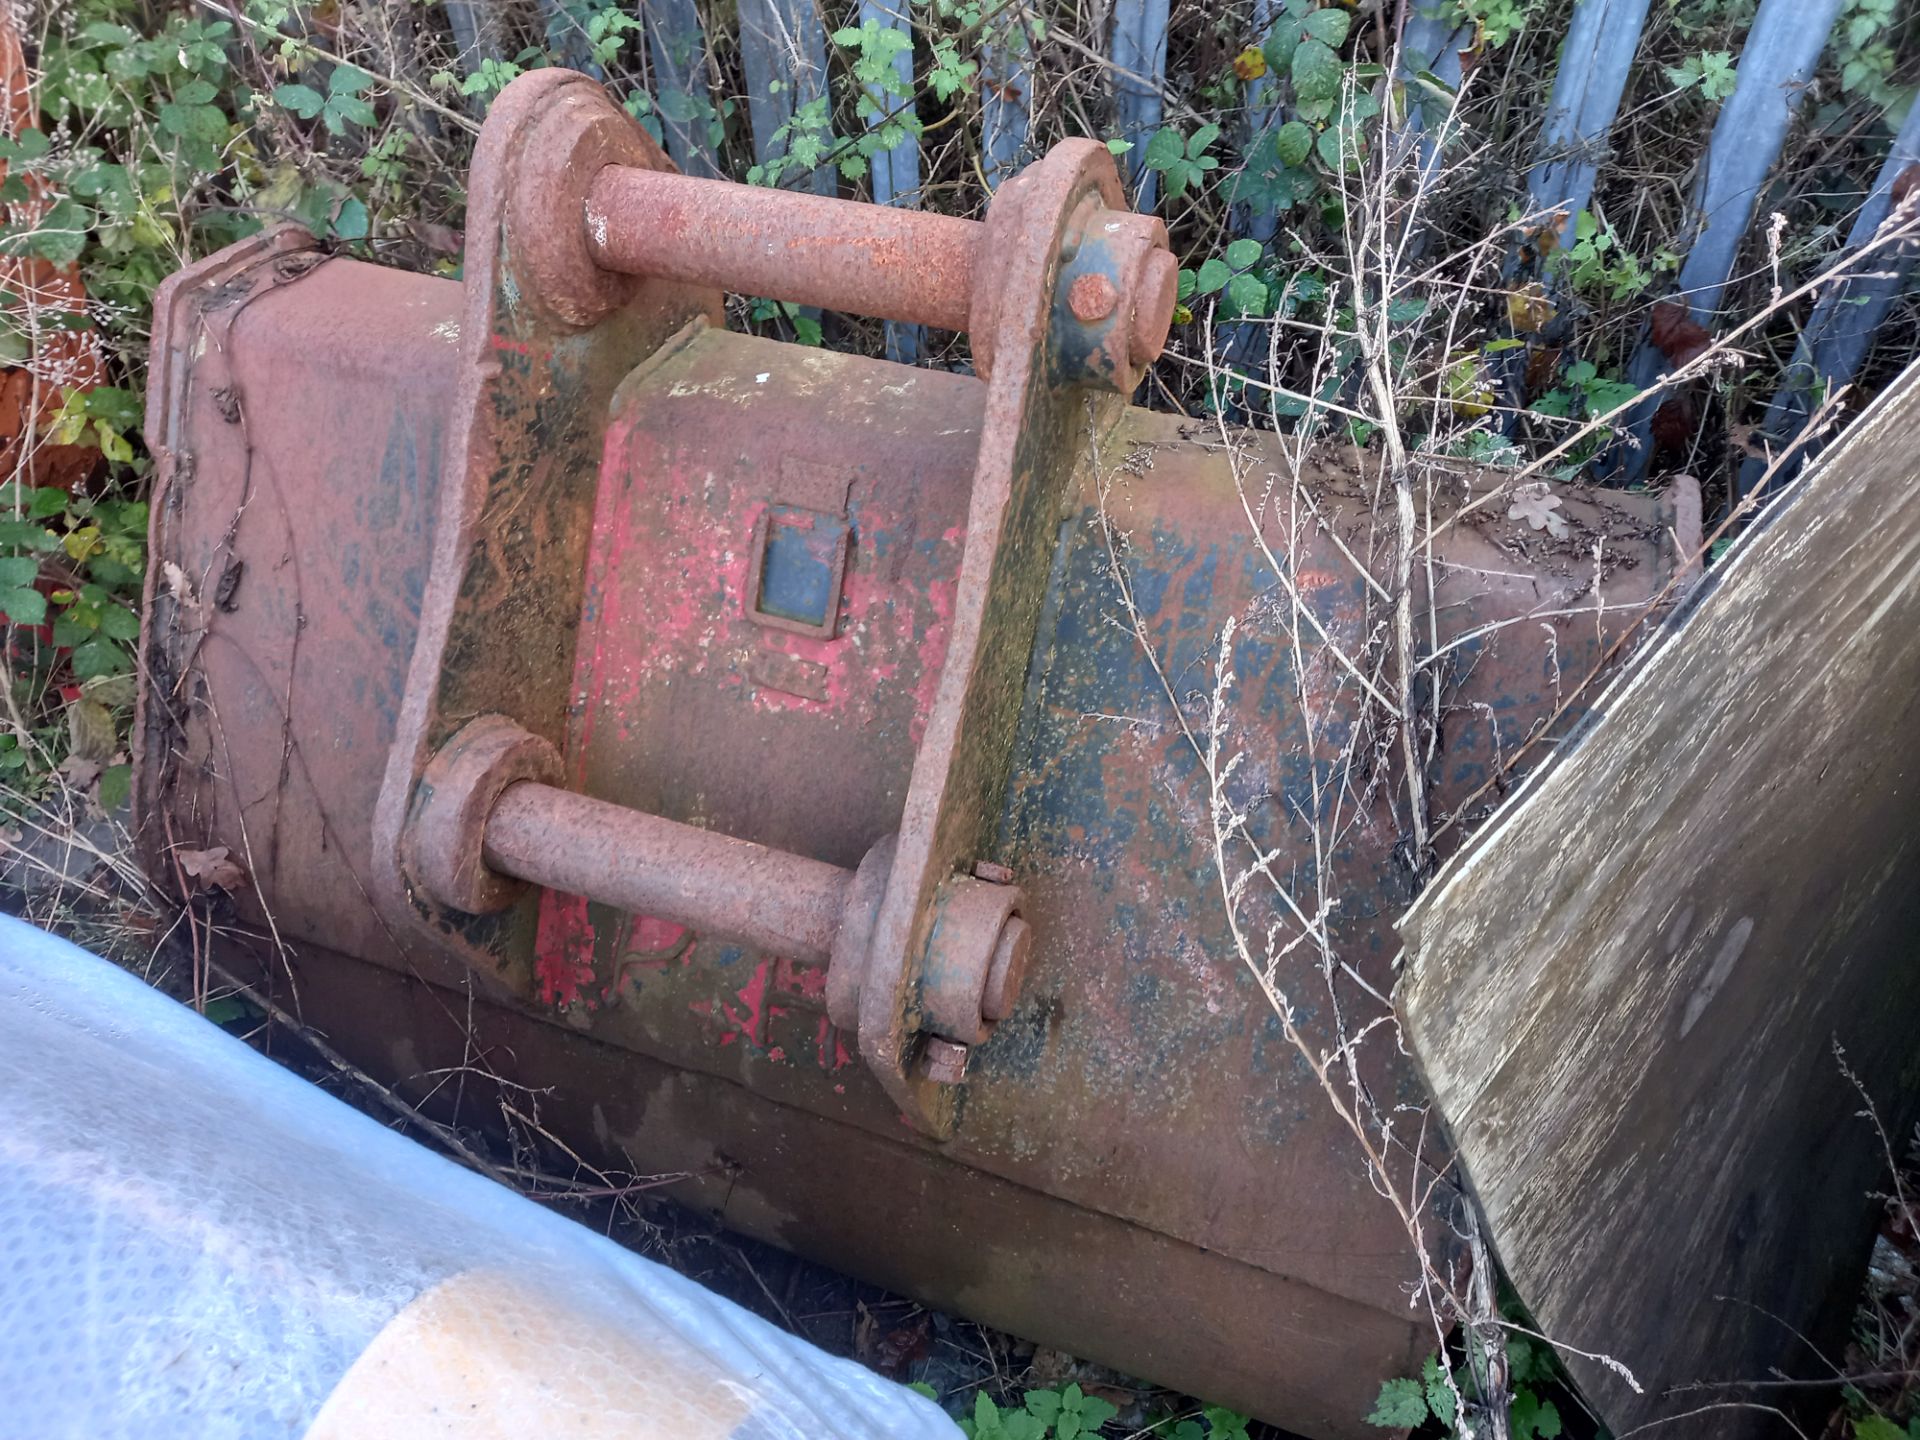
[3,0,1917,1433]
[4,0,1914,814]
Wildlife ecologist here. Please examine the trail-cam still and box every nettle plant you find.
[747,7,978,190]
[1367,1335,1566,1440]
[937,1381,1253,1440]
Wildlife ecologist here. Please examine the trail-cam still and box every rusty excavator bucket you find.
[136,71,1696,1437]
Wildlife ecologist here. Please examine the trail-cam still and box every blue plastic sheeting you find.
[0,913,959,1439]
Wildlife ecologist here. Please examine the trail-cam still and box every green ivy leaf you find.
[9,197,88,266]
[1422,1354,1457,1425]
[1316,126,1346,169]
[1510,1387,1563,1440]
[1225,237,1262,269]
[1143,126,1185,171]
[327,92,377,130]
[98,762,131,812]
[1187,121,1221,157]
[1076,1394,1119,1431]
[0,556,40,589]
[329,63,373,95]
[1273,119,1314,168]
[331,195,370,240]
[70,636,129,679]
[1292,37,1342,102]
[1226,270,1267,315]
[1366,1377,1428,1429]
[159,100,228,150]
[1194,257,1231,294]
[1023,1390,1062,1424]
[97,603,140,642]
[80,22,136,47]
[85,387,141,432]
[0,520,57,551]
[1202,1407,1252,1439]
[1302,7,1351,46]
[0,127,48,162]
[274,82,325,118]
[0,586,46,625]
[1262,24,1300,76]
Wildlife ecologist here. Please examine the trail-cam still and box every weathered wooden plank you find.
[1110,0,1169,208]
[643,0,721,177]
[739,0,835,195]
[1525,0,1652,249]
[1397,362,1920,1435]
[1739,101,1920,499]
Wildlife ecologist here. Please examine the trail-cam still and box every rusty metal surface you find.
[137,231,464,979]
[585,157,1175,396]
[136,71,1700,1436]
[484,777,857,965]
[407,714,565,916]
[587,165,982,334]
[275,937,1437,1437]
[136,242,1689,1423]
[368,71,721,991]
[850,140,1135,1135]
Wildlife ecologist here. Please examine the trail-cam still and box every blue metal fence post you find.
[1111,0,1170,209]
[739,0,836,196]
[1738,100,1920,497]
[859,0,925,361]
[981,2,1035,189]
[644,0,722,177]
[1620,0,1845,476]
[1525,0,1652,250]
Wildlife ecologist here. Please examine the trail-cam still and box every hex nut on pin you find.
[1068,273,1119,324]
[924,1038,970,1085]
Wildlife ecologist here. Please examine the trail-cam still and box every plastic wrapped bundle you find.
[0,914,959,1439]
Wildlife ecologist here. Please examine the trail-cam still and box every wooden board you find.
[1397,363,1920,1436]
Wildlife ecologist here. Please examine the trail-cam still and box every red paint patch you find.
[774,955,828,1000]
[533,891,597,1006]
[717,956,774,1048]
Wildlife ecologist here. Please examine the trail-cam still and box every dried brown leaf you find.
[176,843,246,894]
[1507,484,1570,540]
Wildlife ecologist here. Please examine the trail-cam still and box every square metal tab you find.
[746,505,852,639]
